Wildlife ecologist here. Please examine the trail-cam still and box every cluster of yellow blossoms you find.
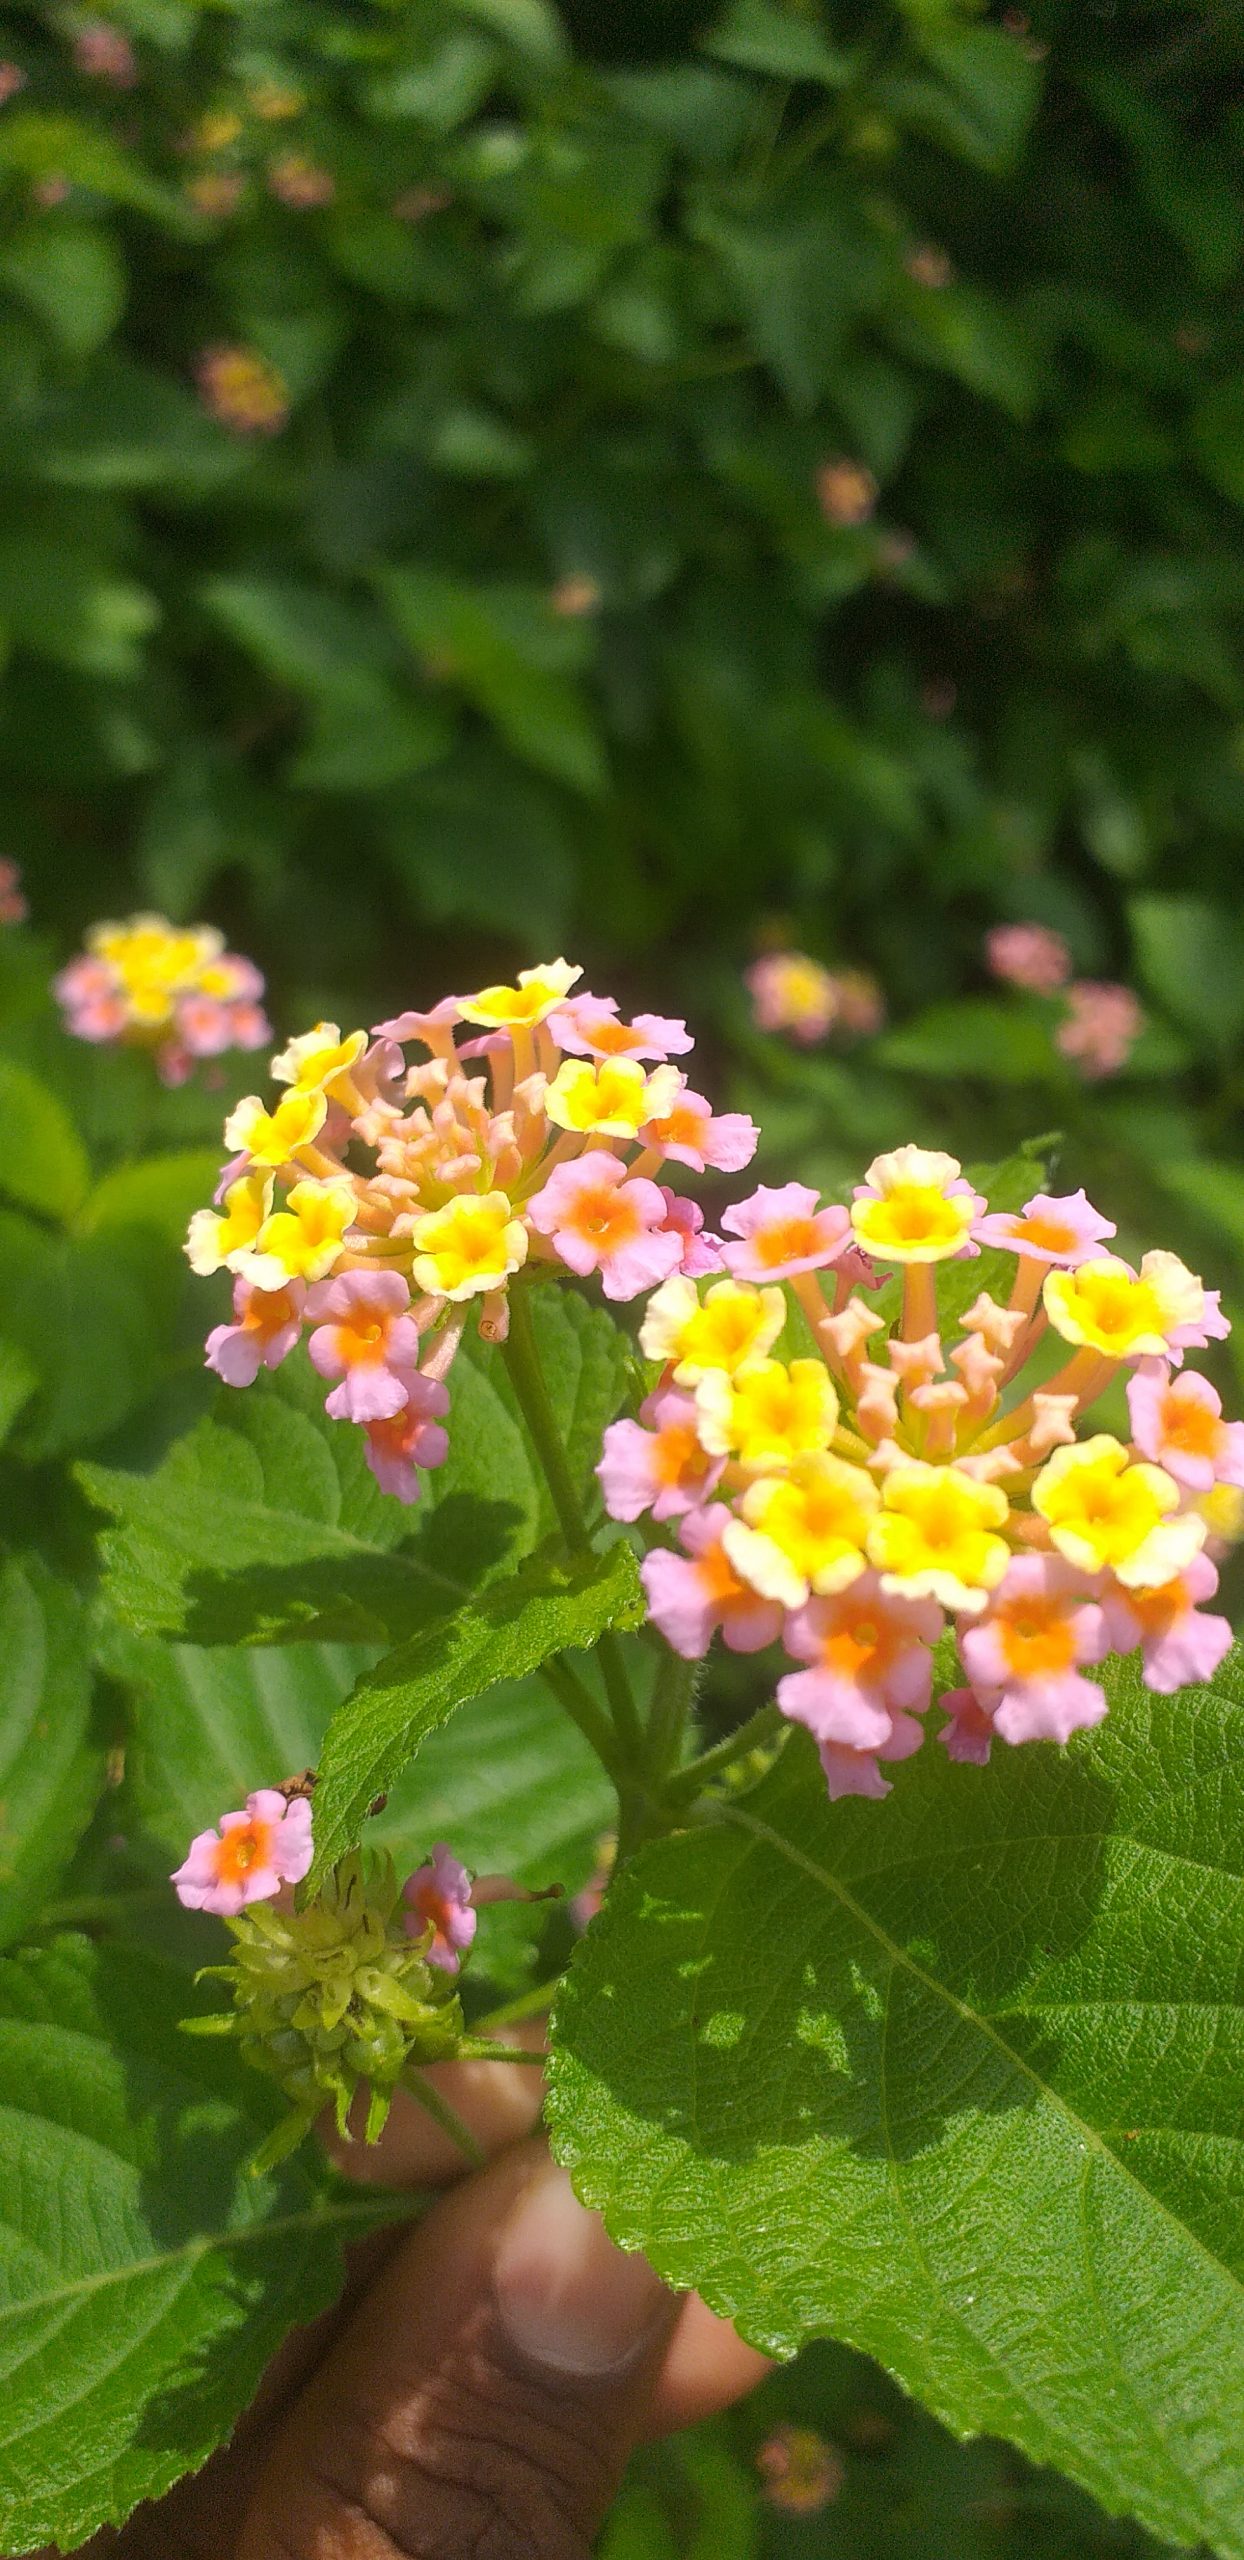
[600,1148,1242,1795]
[186,960,752,1501]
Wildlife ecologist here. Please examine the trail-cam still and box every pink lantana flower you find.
[1166,1289,1231,1361]
[938,1686,997,1766]
[640,1086,758,1174]
[657,1188,722,1277]
[777,1575,941,1750]
[818,1715,925,1803]
[172,1788,313,1916]
[641,1504,783,1659]
[973,1189,1116,1267]
[307,1270,426,1422]
[1100,1553,1233,1693]
[1127,1364,1244,1494]
[0,858,26,924]
[403,1843,477,1972]
[548,993,693,1063]
[1056,981,1143,1079]
[527,1153,683,1301]
[598,1388,725,1524]
[745,952,838,1044]
[362,1375,451,1502]
[52,955,127,1043]
[206,1277,305,1387]
[720,1183,852,1284]
[959,1554,1108,1745]
[985,922,1071,995]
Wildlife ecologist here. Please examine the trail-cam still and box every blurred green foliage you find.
[1,3,1243,2548]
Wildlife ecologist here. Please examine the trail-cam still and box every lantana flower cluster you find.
[55,912,271,1084]
[985,924,1144,1079]
[745,950,885,1046]
[601,1147,1241,1799]
[186,959,754,1503]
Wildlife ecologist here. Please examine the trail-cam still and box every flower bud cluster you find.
[186,959,755,1505]
[602,1147,1242,1799]
[55,912,271,1084]
[985,923,1143,1078]
[187,1851,465,2166]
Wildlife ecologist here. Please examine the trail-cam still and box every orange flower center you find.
[756,1217,820,1266]
[1161,1395,1222,1459]
[215,1816,275,1885]
[997,1601,1077,1677]
[1014,1214,1077,1254]
[655,1421,703,1486]
[571,1191,637,1249]
[698,1537,751,1608]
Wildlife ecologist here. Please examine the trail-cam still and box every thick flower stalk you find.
[186,959,754,1504]
[603,1147,1241,1800]
[55,912,271,1084]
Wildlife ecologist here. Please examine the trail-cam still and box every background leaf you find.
[0,1560,102,1950]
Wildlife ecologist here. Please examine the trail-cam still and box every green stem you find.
[455,2039,547,2066]
[665,1704,785,1806]
[502,1284,593,1557]
[645,1648,699,1782]
[400,2069,486,2167]
[541,1658,624,1783]
[475,1978,561,2033]
[502,1284,645,1768]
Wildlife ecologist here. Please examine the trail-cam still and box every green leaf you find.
[0,1212,169,1459]
[78,1149,228,1246]
[0,1561,102,1950]
[549,1661,1244,2555]
[877,997,1064,1086]
[34,355,242,495]
[379,567,606,795]
[80,1293,628,1647]
[0,1340,37,1450]
[704,0,850,86]
[450,0,567,66]
[691,191,878,414]
[0,221,125,357]
[0,1057,90,1221]
[1154,1156,1244,1260]
[114,1623,613,1897]
[0,1933,401,2549]
[891,24,1042,173]
[308,1536,643,1883]
[1191,377,1244,509]
[1129,894,1244,1054]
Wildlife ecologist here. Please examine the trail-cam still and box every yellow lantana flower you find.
[639,1276,785,1384]
[185,1171,273,1276]
[271,1022,368,1100]
[458,959,582,1031]
[724,1455,878,1606]
[545,1057,681,1140]
[1044,1253,1205,1361]
[240,1180,357,1288]
[867,1461,1011,1611]
[410,1192,528,1301]
[694,1358,838,1473]
[1198,1482,1244,1546]
[850,1145,980,1264]
[1032,1435,1205,1588]
[92,915,219,1025]
[224,1088,328,1169]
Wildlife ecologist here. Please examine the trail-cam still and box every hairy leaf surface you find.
[548,1659,1244,2554]
[0,1935,402,2551]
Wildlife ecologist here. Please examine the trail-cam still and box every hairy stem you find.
[502,1283,645,1769]
[400,2068,486,2167]
[541,1657,625,1781]
[665,1703,785,1805]
[645,1647,699,1781]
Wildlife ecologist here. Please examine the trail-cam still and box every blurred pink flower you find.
[986,922,1072,995]
[1056,980,1144,1078]
[403,1844,477,1972]
[0,859,26,924]
[73,21,137,85]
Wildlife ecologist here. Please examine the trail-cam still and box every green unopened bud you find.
[184,1851,464,2168]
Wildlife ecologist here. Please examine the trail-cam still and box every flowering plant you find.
[0,952,1242,2560]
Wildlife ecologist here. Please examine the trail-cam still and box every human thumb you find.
[238,2137,679,2560]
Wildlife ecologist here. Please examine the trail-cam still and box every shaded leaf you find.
[308,1536,643,1882]
[0,1560,102,1950]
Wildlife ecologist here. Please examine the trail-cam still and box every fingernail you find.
[493,2159,672,2376]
